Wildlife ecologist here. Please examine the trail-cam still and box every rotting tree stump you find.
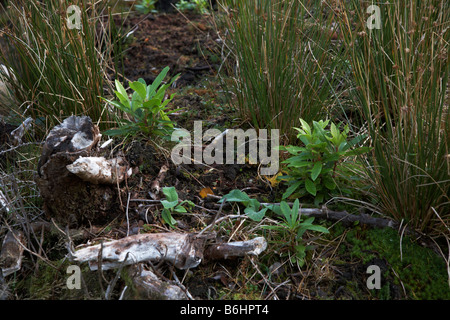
[35,116,126,227]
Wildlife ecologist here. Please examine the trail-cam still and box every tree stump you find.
[35,116,124,227]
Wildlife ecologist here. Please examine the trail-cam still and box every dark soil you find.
[120,12,219,86]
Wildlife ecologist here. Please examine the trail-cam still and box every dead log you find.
[301,208,397,228]
[126,264,188,300]
[35,115,123,227]
[204,237,267,260]
[69,232,268,271]
[260,202,398,229]
[69,232,207,271]
[0,230,25,277]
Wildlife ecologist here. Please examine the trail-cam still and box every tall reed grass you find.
[0,0,127,131]
[337,0,449,236]
[217,0,345,143]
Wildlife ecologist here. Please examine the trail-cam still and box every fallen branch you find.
[204,237,267,260]
[69,232,207,271]
[68,231,268,271]
[260,203,398,229]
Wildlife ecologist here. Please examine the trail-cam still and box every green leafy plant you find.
[279,119,370,205]
[219,189,269,221]
[263,199,329,267]
[176,0,209,14]
[160,187,194,227]
[135,0,157,14]
[102,67,180,139]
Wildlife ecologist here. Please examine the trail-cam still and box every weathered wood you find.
[0,230,25,277]
[69,232,207,271]
[298,207,397,229]
[10,117,33,146]
[127,264,188,300]
[66,156,131,185]
[204,237,267,260]
[260,202,398,229]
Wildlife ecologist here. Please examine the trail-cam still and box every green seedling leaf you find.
[245,207,268,222]
[162,209,177,227]
[147,66,170,99]
[162,186,178,202]
[219,189,251,204]
[115,79,130,105]
[282,180,302,199]
[130,80,147,99]
[311,162,322,181]
[305,178,317,196]
[161,199,178,210]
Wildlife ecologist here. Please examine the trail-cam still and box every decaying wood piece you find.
[127,264,188,300]
[69,232,207,271]
[298,207,397,229]
[66,156,132,185]
[69,231,268,272]
[35,115,123,227]
[10,117,33,146]
[150,164,169,195]
[204,237,267,260]
[0,230,25,277]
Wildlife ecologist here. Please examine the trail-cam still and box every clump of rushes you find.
[337,0,450,236]
[0,0,127,132]
[218,0,346,143]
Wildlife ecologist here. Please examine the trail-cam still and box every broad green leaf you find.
[161,199,178,210]
[305,178,317,196]
[142,98,161,110]
[130,80,147,99]
[280,201,292,223]
[115,80,130,105]
[310,162,322,181]
[324,178,336,190]
[147,66,170,99]
[174,205,187,213]
[282,180,302,199]
[219,189,251,204]
[162,186,178,202]
[162,209,177,227]
[299,118,311,135]
[245,207,268,222]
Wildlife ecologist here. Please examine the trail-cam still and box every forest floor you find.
[1,10,449,300]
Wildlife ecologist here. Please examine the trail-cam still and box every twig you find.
[97,240,105,296]
[126,192,131,237]
[105,252,129,300]
[171,268,194,300]
[249,257,279,300]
